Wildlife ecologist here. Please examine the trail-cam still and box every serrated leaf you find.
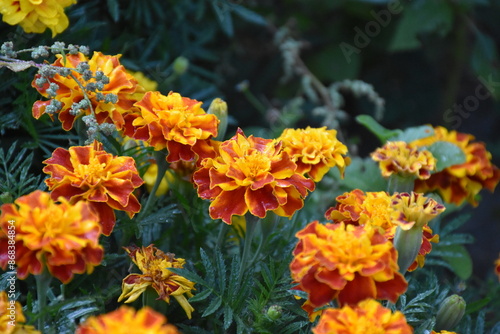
[426,141,467,172]
[439,244,473,280]
[223,305,234,329]
[356,114,401,142]
[389,125,434,142]
[215,249,227,296]
[189,288,212,302]
[200,248,216,286]
[489,321,500,334]
[202,296,222,317]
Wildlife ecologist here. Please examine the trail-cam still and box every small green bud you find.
[207,98,228,141]
[435,294,466,331]
[266,305,283,321]
[172,56,189,75]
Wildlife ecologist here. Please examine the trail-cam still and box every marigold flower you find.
[391,192,445,230]
[0,191,103,283]
[411,126,500,206]
[124,91,219,163]
[371,141,436,180]
[143,162,176,196]
[495,255,500,282]
[278,126,350,181]
[32,51,143,131]
[118,245,195,319]
[0,291,41,334]
[0,0,76,37]
[75,306,180,334]
[193,128,315,224]
[312,299,413,334]
[42,141,143,236]
[290,221,407,315]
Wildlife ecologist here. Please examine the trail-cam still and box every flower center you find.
[235,152,271,181]
[74,157,108,185]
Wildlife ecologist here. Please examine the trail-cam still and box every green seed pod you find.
[435,294,466,331]
[266,305,283,321]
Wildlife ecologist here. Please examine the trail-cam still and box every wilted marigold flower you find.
[411,126,500,206]
[124,91,219,163]
[193,128,315,224]
[312,299,413,334]
[290,221,407,315]
[118,245,196,319]
[42,141,143,236]
[0,291,41,334]
[0,191,103,283]
[0,0,76,37]
[371,141,436,180]
[32,51,143,131]
[278,126,350,181]
[75,306,179,334]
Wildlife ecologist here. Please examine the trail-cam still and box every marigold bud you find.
[435,294,466,331]
[207,98,228,141]
[267,305,283,321]
[173,56,189,75]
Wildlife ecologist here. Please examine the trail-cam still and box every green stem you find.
[216,223,229,249]
[238,214,260,283]
[138,150,168,220]
[36,268,52,331]
[393,226,423,274]
[387,174,415,194]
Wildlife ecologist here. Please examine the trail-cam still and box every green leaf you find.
[465,297,491,315]
[334,156,388,192]
[439,244,473,280]
[202,296,222,317]
[426,141,466,172]
[229,4,267,25]
[356,114,401,142]
[389,125,435,142]
[106,0,120,22]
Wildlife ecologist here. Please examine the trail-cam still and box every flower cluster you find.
[0,0,76,37]
[76,306,180,334]
[42,140,143,235]
[0,291,40,334]
[290,221,407,317]
[118,245,196,319]
[193,129,315,224]
[0,191,103,283]
[277,126,350,181]
[312,299,413,334]
[411,126,500,206]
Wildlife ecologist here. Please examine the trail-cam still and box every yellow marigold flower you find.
[0,291,41,334]
[32,51,143,131]
[128,71,158,92]
[42,141,144,236]
[0,0,76,37]
[125,91,219,163]
[278,126,350,181]
[143,162,176,196]
[118,245,196,319]
[312,299,413,334]
[75,306,180,334]
[290,221,407,317]
[411,126,500,206]
[371,141,436,179]
[0,190,103,283]
[193,128,315,224]
[391,192,445,230]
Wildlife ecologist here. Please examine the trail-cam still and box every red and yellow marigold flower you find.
[312,299,413,334]
[495,255,500,282]
[124,91,219,163]
[371,141,436,180]
[411,126,500,206]
[290,221,407,316]
[118,245,196,319]
[0,190,103,283]
[42,141,143,236]
[75,306,179,334]
[32,51,143,131]
[0,0,76,37]
[0,291,41,334]
[193,128,315,224]
[277,126,350,181]
[391,192,445,230]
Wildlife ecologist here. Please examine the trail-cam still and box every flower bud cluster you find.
[0,41,17,58]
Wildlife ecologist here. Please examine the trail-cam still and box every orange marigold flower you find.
[118,245,196,319]
[371,141,436,179]
[0,291,41,334]
[290,221,407,314]
[193,128,315,224]
[124,91,219,163]
[32,51,143,131]
[0,0,76,37]
[42,141,143,236]
[312,299,413,334]
[411,126,500,206]
[278,126,350,181]
[0,191,103,283]
[75,306,180,334]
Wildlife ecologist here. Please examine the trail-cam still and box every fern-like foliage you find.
[0,142,43,204]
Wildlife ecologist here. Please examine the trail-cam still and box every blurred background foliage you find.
[0,0,499,330]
